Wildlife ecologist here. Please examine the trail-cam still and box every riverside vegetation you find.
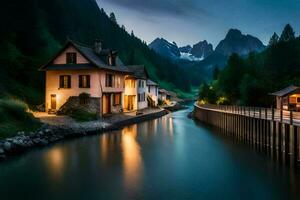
[199,24,300,107]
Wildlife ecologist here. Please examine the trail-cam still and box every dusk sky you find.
[97,0,300,47]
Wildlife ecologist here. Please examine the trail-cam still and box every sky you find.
[96,0,300,47]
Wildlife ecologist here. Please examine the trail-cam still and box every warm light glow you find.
[44,147,65,180]
[121,125,143,189]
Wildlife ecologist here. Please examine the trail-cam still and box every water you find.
[0,105,300,200]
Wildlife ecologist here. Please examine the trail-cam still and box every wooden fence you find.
[194,103,300,168]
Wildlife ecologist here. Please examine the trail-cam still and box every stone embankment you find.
[0,109,168,161]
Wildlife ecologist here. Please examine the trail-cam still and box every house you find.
[40,39,131,116]
[270,85,300,111]
[158,89,168,102]
[147,79,159,107]
[124,65,149,111]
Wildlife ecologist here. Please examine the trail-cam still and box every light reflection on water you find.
[0,106,300,199]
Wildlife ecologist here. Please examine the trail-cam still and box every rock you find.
[3,142,11,151]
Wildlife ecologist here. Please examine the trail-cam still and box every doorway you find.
[103,94,111,114]
[50,94,56,110]
[125,95,135,111]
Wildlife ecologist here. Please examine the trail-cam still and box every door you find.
[127,95,135,111]
[103,94,111,114]
[50,94,56,110]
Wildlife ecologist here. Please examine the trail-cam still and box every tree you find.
[280,24,295,42]
[131,30,135,37]
[212,65,220,80]
[109,12,117,24]
[268,32,279,46]
[121,25,126,31]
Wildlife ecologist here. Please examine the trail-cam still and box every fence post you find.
[290,110,293,125]
[265,108,267,120]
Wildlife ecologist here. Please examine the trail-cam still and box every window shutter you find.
[59,76,64,88]
[79,75,82,88]
[68,75,71,88]
[87,75,90,88]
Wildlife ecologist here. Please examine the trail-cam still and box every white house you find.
[124,65,149,111]
[147,79,159,107]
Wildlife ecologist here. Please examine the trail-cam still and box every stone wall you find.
[57,96,101,116]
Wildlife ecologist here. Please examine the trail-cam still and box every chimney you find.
[94,39,102,54]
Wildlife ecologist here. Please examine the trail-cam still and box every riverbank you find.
[0,108,168,161]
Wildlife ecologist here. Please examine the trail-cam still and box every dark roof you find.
[270,85,300,97]
[40,40,130,73]
[147,79,158,86]
[126,65,149,79]
[159,89,168,94]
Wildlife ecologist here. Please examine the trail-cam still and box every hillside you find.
[198,24,300,107]
[0,0,191,106]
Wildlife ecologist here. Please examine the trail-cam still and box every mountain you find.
[215,29,266,56]
[0,0,192,105]
[148,38,181,59]
[190,41,214,59]
[149,38,213,61]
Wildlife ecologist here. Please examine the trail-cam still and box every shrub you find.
[0,98,41,138]
[67,107,97,122]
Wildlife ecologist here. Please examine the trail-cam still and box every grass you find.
[67,108,98,122]
[0,98,41,139]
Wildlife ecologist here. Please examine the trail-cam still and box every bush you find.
[67,107,97,122]
[0,98,41,138]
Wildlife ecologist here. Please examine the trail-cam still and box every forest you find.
[0,0,192,107]
[199,24,300,107]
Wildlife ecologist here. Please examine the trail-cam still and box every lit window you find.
[59,75,71,88]
[79,75,90,88]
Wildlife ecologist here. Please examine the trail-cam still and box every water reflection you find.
[44,147,65,181]
[121,125,144,191]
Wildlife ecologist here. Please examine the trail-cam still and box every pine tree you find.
[109,12,117,24]
[131,31,135,37]
[212,65,220,80]
[268,32,279,46]
[280,24,295,42]
[121,25,126,31]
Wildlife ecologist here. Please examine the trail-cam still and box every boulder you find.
[3,142,11,151]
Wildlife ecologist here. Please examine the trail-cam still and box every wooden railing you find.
[196,103,300,126]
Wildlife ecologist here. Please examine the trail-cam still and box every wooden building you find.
[270,85,300,111]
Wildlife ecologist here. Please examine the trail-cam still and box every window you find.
[59,75,71,88]
[66,52,77,64]
[125,79,135,88]
[138,80,145,88]
[138,92,145,102]
[79,75,90,88]
[297,97,300,103]
[115,76,121,88]
[113,93,121,105]
[148,86,151,93]
[105,74,115,87]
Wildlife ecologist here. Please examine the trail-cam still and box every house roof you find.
[126,65,149,79]
[270,85,300,97]
[40,40,131,73]
[159,89,168,94]
[147,79,158,86]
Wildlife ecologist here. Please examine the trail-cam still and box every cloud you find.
[100,0,211,19]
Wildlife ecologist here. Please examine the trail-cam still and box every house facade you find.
[147,79,158,107]
[124,66,148,111]
[40,40,131,116]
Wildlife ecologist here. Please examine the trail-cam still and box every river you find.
[0,104,300,199]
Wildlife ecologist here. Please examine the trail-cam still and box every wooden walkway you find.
[198,104,300,126]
